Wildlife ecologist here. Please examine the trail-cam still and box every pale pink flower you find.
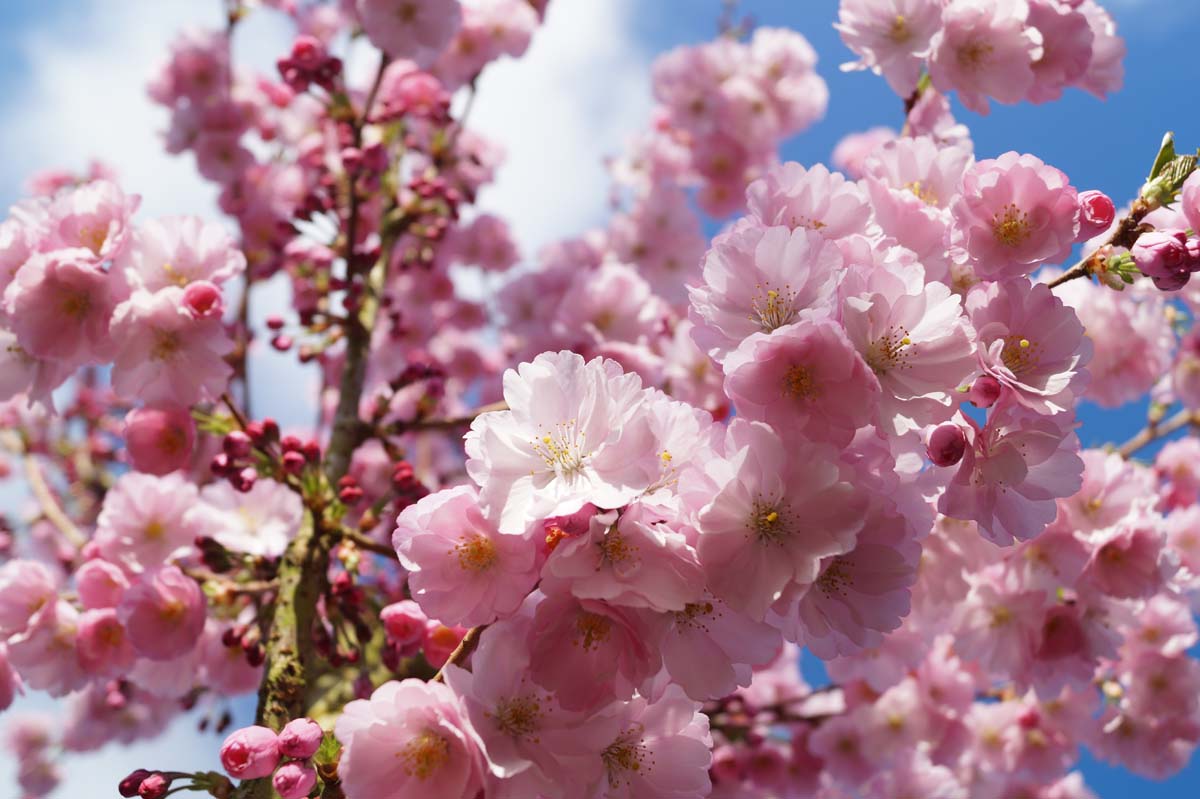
[1159,439,1200,510]
[1090,707,1200,780]
[278,718,324,759]
[528,592,660,712]
[553,261,665,349]
[688,225,842,364]
[200,622,262,696]
[937,406,1084,545]
[95,472,200,573]
[0,217,34,297]
[60,684,175,752]
[861,751,965,799]
[722,318,881,447]
[357,0,462,68]
[117,565,207,661]
[1058,449,1154,533]
[3,250,118,368]
[836,0,944,96]
[561,684,713,799]
[220,725,281,780]
[953,569,1047,679]
[109,287,233,405]
[660,594,780,702]
[6,600,88,696]
[122,404,196,475]
[543,502,704,612]
[76,608,137,677]
[393,485,538,627]
[1125,595,1198,658]
[774,503,919,658]
[746,162,872,239]
[464,351,658,535]
[950,152,1080,280]
[831,126,896,179]
[0,559,58,637]
[696,419,867,619]
[335,679,488,799]
[118,215,245,291]
[840,256,978,434]
[0,647,16,713]
[1077,1,1125,99]
[451,213,519,272]
[1026,0,1095,103]
[194,479,303,558]
[435,0,539,89]
[1123,650,1200,721]
[808,710,875,785]
[42,180,139,261]
[861,136,973,279]
[967,279,1091,415]
[75,559,130,610]
[608,185,707,308]
[1080,519,1170,599]
[928,0,1043,114]
[749,27,828,134]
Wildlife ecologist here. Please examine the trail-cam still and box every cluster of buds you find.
[222,622,266,668]
[375,69,451,124]
[276,35,342,93]
[218,720,323,799]
[279,434,320,477]
[210,429,260,492]
[337,474,364,505]
[391,460,428,513]
[1130,228,1200,291]
[378,600,467,672]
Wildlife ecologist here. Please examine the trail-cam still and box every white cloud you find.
[0,0,649,794]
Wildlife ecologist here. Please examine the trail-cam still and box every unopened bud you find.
[926,423,967,468]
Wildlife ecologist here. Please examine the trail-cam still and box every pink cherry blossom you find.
[393,484,538,627]
[335,679,488,799]
[831,126,896,179]
[220,725,281,780]
[746,162,872,239]
[381,600,429,646]
[75,559,130,610]
[122,404,196,475]
[76,607,137,677]
[193,478,303,558]
[357,0,462,68]
[0,559,58,637]
[660,594,780,701]
[42,179,139,261]
[117,565,207,661]
[274,762,318,799]
[95,472,200,573]
[836,0,944,96]
[118,215,245,291]
[928,0,1043,114]
[950,152,1080,280]
[1026,0,1095,103]
[6,600,88,697]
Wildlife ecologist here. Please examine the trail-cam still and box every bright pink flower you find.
[273,762,318,799]
[927,423,968,467]
[422,622,468,668]
[689,225,842,364]
[696,419,867,619]
[357,0,462,68]
[219,725,281,780]
[6,600,88,696]
[278,718,324,759]
[380,600,428,646]
[42,180,139,261]
[465,351,658,535]
[3,250,118,368]
[117,565,206,661]
[118,215,245,291]
[836,0,944,96]
[967,279,1091,415]
[109,288,233,405]
[1025,0,1095,103]
[840,256,978,433]
[937,406,1083,545]
[950,152,1080,280]
[1076,189,1115,238]
[553,261,665,349]
[76,608,137,677]
[123,404,196,475]
[335,679,488,799]
[75,559,130,610]
[562,684,713,799]
[528,592,660,712]
[0,559,58,637]
[95,472,200,573]
[393,485,538,627]
[928,0,1043,114]
[746,162,872,239]
[723,318,880,447]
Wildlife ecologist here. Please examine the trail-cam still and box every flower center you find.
[397,730,449,780]
[151,330,182,361]
[453,535,497,572]
[864,328,913,375]
[750,285,799,333]
[888,14,910,44]
[782,364,818,400]
[488,695,543,740]
[957,39,994,71]
[999,334,1038,376]
[904,180,939,206]
[992,204,1031,248]
[61,290,91,320]
[602,725,652,788]
[749,498,791,544]
[816,558,853,598]
[144,520,166,541]
[79,225,108,255]
[532,420,589,476]
[598,527,636,565]
[573,611,612,652]
[671,600,716,632]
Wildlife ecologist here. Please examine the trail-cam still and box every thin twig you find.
[433,625,484,682]
[1117,408,1198,459]
[337,526,396,558]
[23,453,88,550]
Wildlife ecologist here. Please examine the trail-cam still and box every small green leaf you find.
[1148,131,1177,181]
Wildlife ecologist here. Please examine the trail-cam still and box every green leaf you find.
[314,731,342,767]
[1148,131,1177,181]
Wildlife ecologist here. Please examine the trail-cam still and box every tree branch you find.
[1117,408,1198,459]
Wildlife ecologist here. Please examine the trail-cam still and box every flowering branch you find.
[432,625,484,683]
[1117,408,1200,459]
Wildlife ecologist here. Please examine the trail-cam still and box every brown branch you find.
[0,429,91,551]
[383,401,508,436]
[1117,408,1198,459]
[182,565,277,595]
[433,625,484,682]
[1048,199,1156,291]
[336,526,396,558]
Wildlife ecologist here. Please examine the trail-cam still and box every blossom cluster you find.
[2,1,1200,799]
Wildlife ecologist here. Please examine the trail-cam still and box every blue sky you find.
[0,0,1197,795]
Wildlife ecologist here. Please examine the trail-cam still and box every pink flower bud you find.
[380,600,427,646]
[137,773,169,799]
[927,423,967,467]
[182,280,224,319]
[966,374,1003,408]
[1077,190,1115,238]
[118,769,151,798]
[123,404,196,476]
[76,559,130,609]
[1131,230,1189,279]
[219,725,281,780]
[272,762,317,799]
[278,717,324,759]
[422,621,467,668]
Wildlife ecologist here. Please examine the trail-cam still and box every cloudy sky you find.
[1,0,1199,795]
